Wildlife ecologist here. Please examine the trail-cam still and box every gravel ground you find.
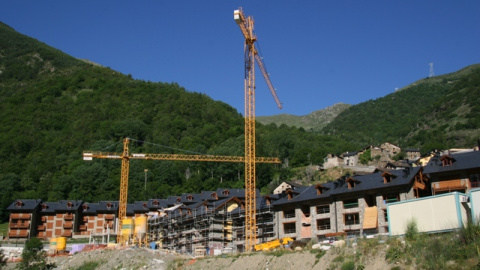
[5,247,186,270]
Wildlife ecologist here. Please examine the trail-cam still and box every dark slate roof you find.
[178,193,203,205]
[97,201,119,213]
[126,204,135,215]
[423,151,480,174]
[199,190,220,201]
[80,202,101,214]
[55,200,83,212]
[215,188,259,199]
[330,166,421,196]
[343,151,358,157]
[272,167,421,206]
[39,202,60,214]
[272,181,336,206]
[132,201,149,213]
[147,199,169,209]
[7,199,42,212]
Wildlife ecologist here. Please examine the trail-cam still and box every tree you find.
[18,238,54,270]
[359,149,372,165]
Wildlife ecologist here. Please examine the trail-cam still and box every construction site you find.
[4,7,480,261]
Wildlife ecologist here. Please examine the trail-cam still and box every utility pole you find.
[144,169,148,191]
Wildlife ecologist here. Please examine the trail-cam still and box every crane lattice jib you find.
[234,7,282,252]
[83,152,280,164]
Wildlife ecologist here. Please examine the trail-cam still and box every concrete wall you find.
[388,192,469,236]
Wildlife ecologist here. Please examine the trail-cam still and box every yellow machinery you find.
[84,138,280,245]
[234,7,282,251]
[254,237,293,251]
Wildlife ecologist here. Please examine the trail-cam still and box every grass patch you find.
[0,223,8,237]
[73,260,101,270]
[265,249,292,257]
[385,221,480,269]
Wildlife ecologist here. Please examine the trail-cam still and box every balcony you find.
[63,222,73,229]
[432,179,468,194]
[37,225,46,231]
[9,222,29,229]
[64,213,74,220]
[10,213,31,220]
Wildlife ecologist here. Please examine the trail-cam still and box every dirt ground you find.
[179,247,395,270]
[4,245,397,270]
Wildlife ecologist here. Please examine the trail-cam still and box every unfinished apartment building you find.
[147,188,275,254]
[273,166,428,240]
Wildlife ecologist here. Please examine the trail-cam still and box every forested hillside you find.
[0,22,352,221]
[322,64,480,151]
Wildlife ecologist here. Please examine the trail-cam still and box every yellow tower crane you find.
[83,138,280,245]
[234,7,282,251]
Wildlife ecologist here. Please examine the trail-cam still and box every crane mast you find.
[83,138,280,245]
[234,7,282,251]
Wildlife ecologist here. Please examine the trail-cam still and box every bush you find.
[0,243,6,269]
[405,220,418,242]
[18,238,54,270]
[340,260,355,270]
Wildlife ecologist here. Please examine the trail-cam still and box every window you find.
[383,194,399,204]
[283,209,296,219]
[283,222,296,234]
[346,178,358,189]
[382,172,393,183]
[343,199,359,209]
[383,209,388,222]
[344,213,360,226]
[286,189,294,200]
[470,174,480,188]
[440,155,454,167]
[316,204,330,214]
[301,205,310,217]
[316,218,331,230]
[315,184,329,195]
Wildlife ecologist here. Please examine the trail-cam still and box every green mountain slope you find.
[0,22,350,221]
[322,64,480,151]
[257,103,351,131]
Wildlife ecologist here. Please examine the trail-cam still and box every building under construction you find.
[147,189,275,254]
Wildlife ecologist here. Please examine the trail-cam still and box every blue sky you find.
[2,1,479,116]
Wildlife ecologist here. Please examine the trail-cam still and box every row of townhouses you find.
[6,149,480,254]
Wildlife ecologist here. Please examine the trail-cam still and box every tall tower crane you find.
[83,138,280,245]
[234,7,282,251]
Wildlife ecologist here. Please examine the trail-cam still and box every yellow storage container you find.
[122,218,133,238]
[134,216,147,236]
[56,237,66,251]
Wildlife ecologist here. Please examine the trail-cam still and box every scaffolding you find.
[147,202,276,255]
